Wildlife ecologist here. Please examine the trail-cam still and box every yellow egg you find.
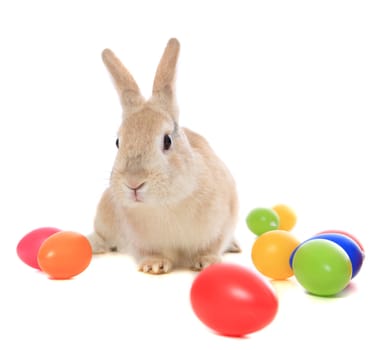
[272,204,297,231]
[251,230,301,280]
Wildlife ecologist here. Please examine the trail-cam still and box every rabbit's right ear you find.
[102,49,145,112]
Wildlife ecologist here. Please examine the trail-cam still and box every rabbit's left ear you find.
[151,38,180,121]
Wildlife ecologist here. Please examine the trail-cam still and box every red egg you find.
[190,263,278,337]
[37,231,92,279]
[16,227,61,269]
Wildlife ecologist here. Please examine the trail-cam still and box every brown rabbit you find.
[88,38,240,274]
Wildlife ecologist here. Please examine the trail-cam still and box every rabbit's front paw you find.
[191,255,221,271]
[138,256,173,274]
[87,233,109,254]
[226,240,242,253]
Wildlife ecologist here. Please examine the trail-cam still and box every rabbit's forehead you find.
[119,109,174,144]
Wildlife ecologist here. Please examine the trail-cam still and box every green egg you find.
[292,239,352,297]
[246,207,280,236]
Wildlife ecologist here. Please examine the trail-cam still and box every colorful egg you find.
[190,263,278,337]
[292,239,352,296]
[317,230,365,252]
[37,231,92,279]
[246,207,279,236]
[16,227,61,269]
[290,232,364,278]
[272,204,297,231]
[251,230,300,280]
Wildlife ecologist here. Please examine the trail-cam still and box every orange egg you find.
[251,230,300,280]
[272,204,297,231]
[37,231,92,279]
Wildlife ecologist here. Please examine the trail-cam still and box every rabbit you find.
[88,38,241,274]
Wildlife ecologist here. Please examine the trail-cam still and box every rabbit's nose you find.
[126,181,145,191]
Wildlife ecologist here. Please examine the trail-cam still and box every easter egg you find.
[272,204,297,231]
[290,232,364,278]
[190,263,278,337]
[317,230,365,252]
[251,230,300,280]
[246,207,279,236]
[16,227,61,269]
[292,239,352,296]
[312,233,364,278]
[37,231,92,279]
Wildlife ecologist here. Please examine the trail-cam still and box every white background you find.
[1,1,370,349]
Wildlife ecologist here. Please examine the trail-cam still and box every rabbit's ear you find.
[102,49,145,111]
[151,38,180,120]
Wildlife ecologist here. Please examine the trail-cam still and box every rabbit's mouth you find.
[131,190,144,203]
[125,182,146,204]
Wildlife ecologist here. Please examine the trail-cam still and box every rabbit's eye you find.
[163,134,172,151]
[115,138,119,148]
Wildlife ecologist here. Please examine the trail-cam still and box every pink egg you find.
[16,227,61,269]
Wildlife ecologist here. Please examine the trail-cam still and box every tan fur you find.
[88,38,240,274]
